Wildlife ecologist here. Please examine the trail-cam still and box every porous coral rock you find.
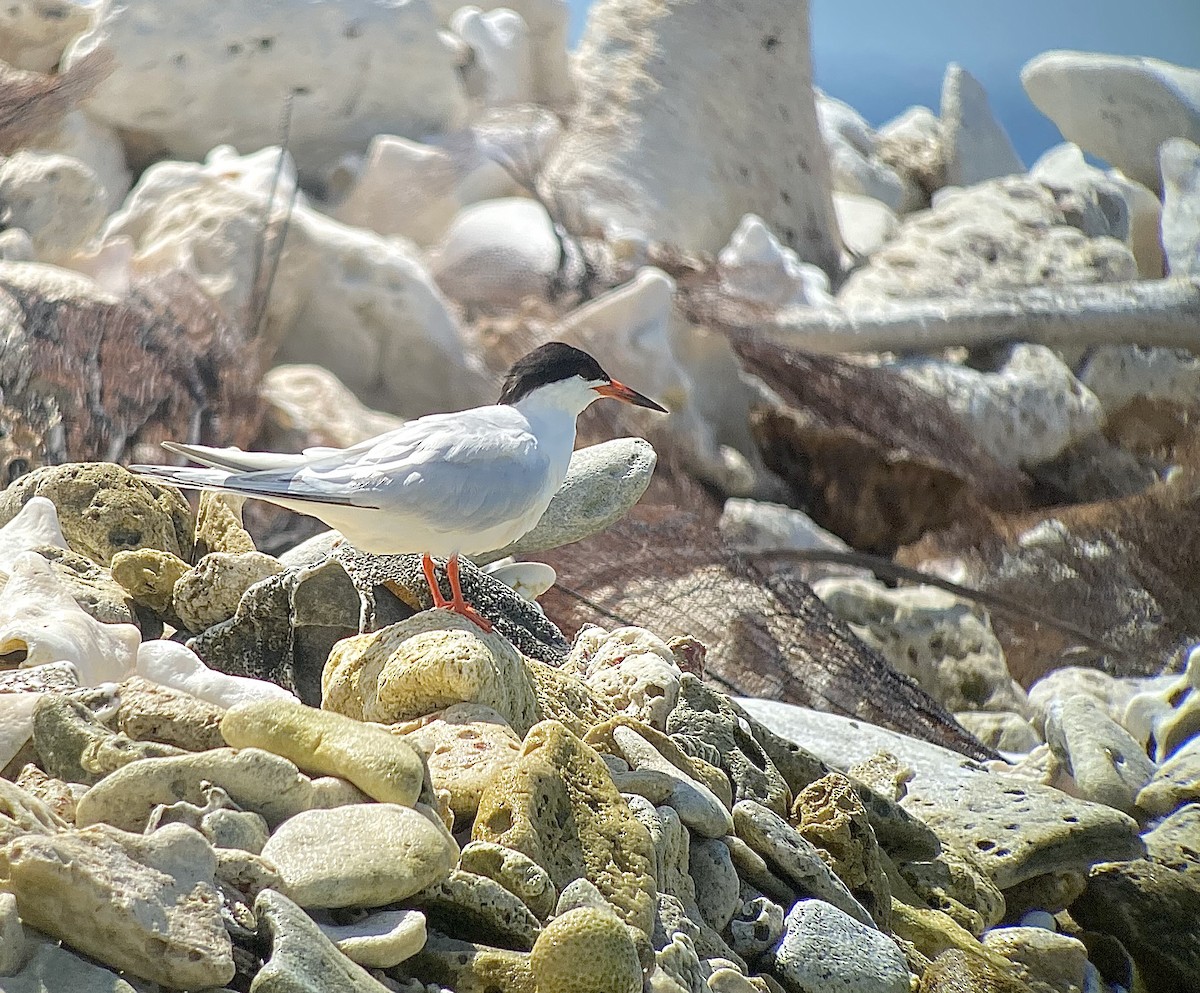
[110,547,190,618]
[395,704,523,828]
[114,675,227,752]
[459,840,558,923]
[173,550,284,632]
[409,867,542,951]
[565,625,683,730]
[530,906,643,993]
[220,698,425,806]
[0,462,193,567]
[3,822,234,989]
[473,719,658,935]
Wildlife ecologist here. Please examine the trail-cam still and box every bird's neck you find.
[513,388,588,465]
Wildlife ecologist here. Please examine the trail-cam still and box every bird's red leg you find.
[421,553,451,609]
[444,553,494,632]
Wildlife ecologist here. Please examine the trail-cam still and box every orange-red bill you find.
[593,379,668,412]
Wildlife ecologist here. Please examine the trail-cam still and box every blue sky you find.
[565,0,1200,164]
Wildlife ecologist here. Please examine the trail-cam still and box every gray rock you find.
[770,899,911,993]
[253,888,395,993]
[1161,137,1200,277]
[940,63,1023,187]
[458,841,557,922]
[726,885,785,962]
[1137,735,1200,816]
[174,550,286,632]
[1044,695,1156,815]
[260,804,458,909]
[1021,50,1200,193]
[3,931,137,992]
[688,837,741,932]
[6,823,233,989]
[1072,802,1200,990]
[316,909,427,970]
[732,800,874,928]
[0,891,24,976]
[409,868,542,951]
[74,746,369,832]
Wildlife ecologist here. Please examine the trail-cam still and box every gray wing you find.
[288,405,553,533]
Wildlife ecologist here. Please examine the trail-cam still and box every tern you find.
[130,342,667,631]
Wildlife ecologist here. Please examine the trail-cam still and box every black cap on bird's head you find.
[498,341,668,412]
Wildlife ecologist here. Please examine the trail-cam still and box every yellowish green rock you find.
[406,931,537,993]
[220,699,425,807]
[473,720,657,936]
[530,907,642,993]
[110,547,190,615]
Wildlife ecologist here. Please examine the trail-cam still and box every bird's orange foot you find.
[421,553,494,633]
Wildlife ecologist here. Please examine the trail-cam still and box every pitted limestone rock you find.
[531,907,642,993]
[111,547,190,619]
[409,867,542,951]
[324,611,612,737]
[406,930,536,993]
[395,704,523,828]
[771,899,912,993]
[220,699,425,807]
[317,908,427,969]
[3,822,233,989]
[193,491,256,556]
[0,778,67,847]
[793,773,891,929]
[459,840,558,922]
[32,693,185,787]
[173,551,285,632]
[262,802,459,909]
[587,716,733,838]
[74,746,369,831]
[0,462,193,567]
[114,676,226,751]
[564,625,683,730]
[898,844,1006,935]
[473,719,657,936]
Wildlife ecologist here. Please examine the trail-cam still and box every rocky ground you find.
[0,0,1199,991]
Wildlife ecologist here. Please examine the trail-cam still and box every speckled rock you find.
[1071,802,1200,990]
[473,719,657,936]
[667,675,799,818]
[539,0,840,269]
[813,577,1024,714]
[793,774,890,929]
[980,926,1089,993]
[1043,695,1155,815]
[726,884,785,963]
[317,908,427,969]
[114,676,227,751]
[410,867,542,951]
[1138,736,1200,816]
[253,888,395,993]
[689,837,741,933]
[0,462,193,566]
[220,699,425,807]
[74,746,369,831]
[110,547,191,618]
[897,845,1005,935]
[0,552,140,685]
[531,906,642,993]
[902,772,1144,890]
[893,345,1104,470]
[173,551,285,632]
[325,610,611,737]
[395,704,523,829]
[589,718,733,838]
[838,176,1137,311]
[1020,51,1200,193]
[459,840,558,923]
[564,625,683,730]
[405,930,536,993]
[770,899,911,993]
[261,803,458,909]
[32,693,185,787]
[4,822,233,989]
[733,800,873,927]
